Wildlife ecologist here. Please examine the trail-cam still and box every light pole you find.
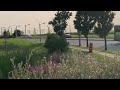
[33,28,36,36]
[69,25,71,35]
[1,27,3,36]
[47,25,50,33]
[1,27,6,36]
[25,24,30,36]
[11,28,12,35]
[1,28,2,36]
[39,22,45,42]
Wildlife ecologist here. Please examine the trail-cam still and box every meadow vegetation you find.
[8,48,120,79]
[0,38,120,79]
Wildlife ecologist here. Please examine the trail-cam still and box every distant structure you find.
[114,25,120,41]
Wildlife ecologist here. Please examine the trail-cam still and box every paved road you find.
[27,38,120,51]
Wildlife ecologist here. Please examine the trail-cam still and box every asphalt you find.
[67,38,114,41]
[25,37,120,52]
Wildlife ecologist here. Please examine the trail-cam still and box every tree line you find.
[49,11,115,50]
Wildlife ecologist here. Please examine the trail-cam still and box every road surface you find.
[26,38,120,51]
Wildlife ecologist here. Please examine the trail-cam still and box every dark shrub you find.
[44,33,69,54]
[13,30,23,37]
[3,30,10,38]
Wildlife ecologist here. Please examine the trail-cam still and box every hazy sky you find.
[0,11,119,34]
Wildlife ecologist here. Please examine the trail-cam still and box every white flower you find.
[43,57,46,59]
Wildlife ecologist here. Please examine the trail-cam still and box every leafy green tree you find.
[49,11,72,36]
[74,11,96,47]
[3,30,10,38]
[94,11,115,50]
[3,30,10,50]
[13,30,23,37]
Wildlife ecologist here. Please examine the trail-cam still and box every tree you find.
[49,11,72,36]
[13,30,23,37]
[3,30,10,50]
[94,11,115,50]
[74,11,96,47]
[3,30,10,38]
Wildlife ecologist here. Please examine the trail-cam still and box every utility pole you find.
[39,23,41,42]
[1,27,2,36]
[15,26,17,37]
[39,22,45,42]
[25,25,26,36]
[25,24,30,37]
[47,26,50,33]
[69,25,71,35]
[11,28,12,35]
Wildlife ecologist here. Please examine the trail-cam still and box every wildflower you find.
[89,76,91,79]
[105,65,107,67]
[29,65,31,68]
[43,57,46,59]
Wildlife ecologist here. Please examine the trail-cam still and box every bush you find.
[13,30,23,37]
[3,30,10,38]
[0,35,15,39]
[44,33,69,54]
[114,32,120,41]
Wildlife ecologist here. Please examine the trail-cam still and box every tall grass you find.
[0,38,47,79]
[8,49,120,79]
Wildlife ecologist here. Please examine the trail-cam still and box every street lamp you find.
[39,22,45,42]
[25,24,30,36]
[47,25,50,33]
[68,25,71,35]
[1,27,5,35]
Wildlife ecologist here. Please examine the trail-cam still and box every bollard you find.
[89,42,93,53]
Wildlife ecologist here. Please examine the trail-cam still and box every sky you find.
[0,11,119,34]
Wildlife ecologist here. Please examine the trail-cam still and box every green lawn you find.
[71,33,114,39]
[71,45,120,54]
[32,35,47,39]
[32,33,114,39]
[0,38,47,78]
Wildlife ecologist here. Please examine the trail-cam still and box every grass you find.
[32,35,47,39]
[1,37,120,79]
[71,33,114,39]
[0,38,47,78]
[71,45,120,54]
[8,48,120,79]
